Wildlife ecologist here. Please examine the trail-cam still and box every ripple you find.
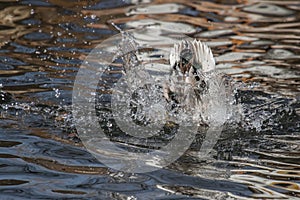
[216,52,263,62]
[267,48,298,59]
[243,3,295,16]
[23,32,53,41]
[127,3,185,16]
[126,19,196,34]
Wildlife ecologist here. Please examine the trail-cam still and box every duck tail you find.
[169,39,215,73]
[190,39,215,73]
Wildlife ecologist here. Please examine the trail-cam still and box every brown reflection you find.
[23,157,110,175]
[52,189,86,195]
[0,152,109,175]
[47,0,99,9]
[0,140,21,147]
[0,179,28,186]
[29,128,83,147]
[4,85,50,95]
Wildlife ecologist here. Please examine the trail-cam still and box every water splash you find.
[107,29,297,135]
[112,30,238,131]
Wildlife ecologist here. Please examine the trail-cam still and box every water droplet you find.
[107,122,113,127]
[91,14,96,19]
[53,88,61,98]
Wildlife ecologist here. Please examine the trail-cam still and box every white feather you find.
[191,39,215,72]
[169,39,215,73]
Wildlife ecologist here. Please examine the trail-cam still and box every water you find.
[0,0,299,199]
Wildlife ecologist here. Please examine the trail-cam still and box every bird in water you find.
[117,29,233,126]
[164,39,233,125]
[164,40,216,109]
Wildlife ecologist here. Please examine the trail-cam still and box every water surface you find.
[0,0,299,199]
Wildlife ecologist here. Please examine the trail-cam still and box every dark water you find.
[0,0,300,199]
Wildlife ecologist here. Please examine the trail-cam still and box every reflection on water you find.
[0,0,299,199]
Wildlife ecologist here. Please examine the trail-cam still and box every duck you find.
[163,39,216,107]
[118,32,232,125]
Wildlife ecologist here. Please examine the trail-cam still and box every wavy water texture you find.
[0,0,299,199]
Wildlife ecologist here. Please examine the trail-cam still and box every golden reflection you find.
[0,6,30,26]
[0,6,32,46]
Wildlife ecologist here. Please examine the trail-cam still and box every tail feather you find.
[191,39,215,72]
[170,39,215,73]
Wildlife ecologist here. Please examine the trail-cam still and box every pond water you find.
[0,0,299,199]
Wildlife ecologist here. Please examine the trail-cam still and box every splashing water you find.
[104,28,297,138]
[110,29,239,135]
